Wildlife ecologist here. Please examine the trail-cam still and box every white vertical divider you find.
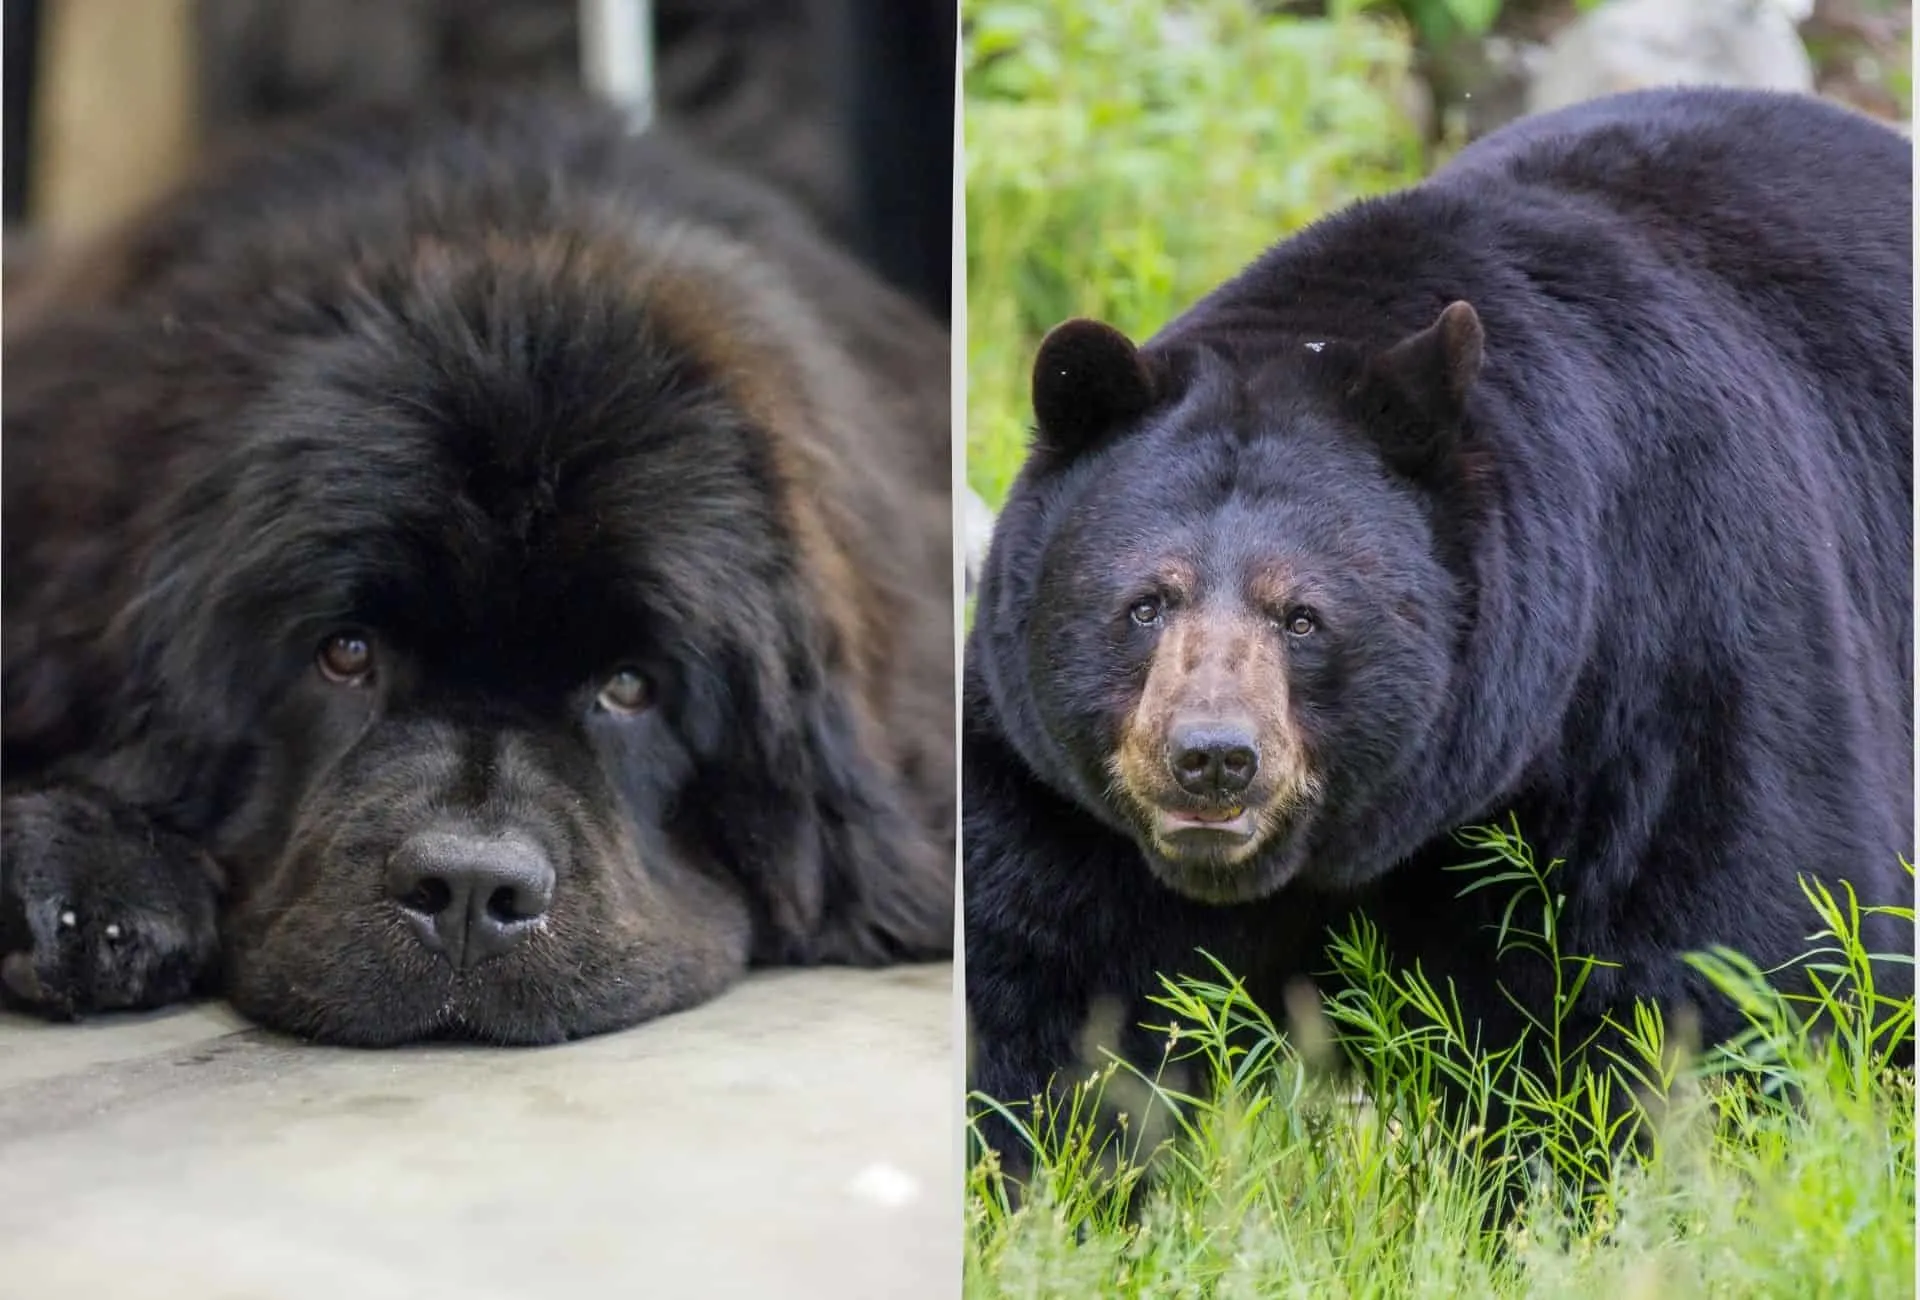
[579,0,656,132]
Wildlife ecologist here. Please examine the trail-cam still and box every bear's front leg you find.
[1,785,224,1019]
[967,952,1171,1178]
[962,766,1177,1185]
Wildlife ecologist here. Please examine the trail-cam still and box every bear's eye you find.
[1128,596,1164,627]
[597,667,652,715]
[1284,609,1317,637]
[316,631,375,685]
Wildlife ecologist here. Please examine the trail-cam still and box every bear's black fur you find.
[965,88,1914,1167]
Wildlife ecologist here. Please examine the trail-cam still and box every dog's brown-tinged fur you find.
[1,92,954,1044]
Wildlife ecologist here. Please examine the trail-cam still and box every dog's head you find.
[114,223,950,1044]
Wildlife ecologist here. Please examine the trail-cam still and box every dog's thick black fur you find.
[2,92,954,1045]
[965,89,1913,1168]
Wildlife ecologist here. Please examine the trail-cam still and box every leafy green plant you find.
[965,828,1917,1298]
[1389,0,1505,49]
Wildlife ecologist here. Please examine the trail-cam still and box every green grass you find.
[965,827,1917,1298]
[964,0,1429,507]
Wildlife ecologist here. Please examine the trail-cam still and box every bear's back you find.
[1434,88,1910,300]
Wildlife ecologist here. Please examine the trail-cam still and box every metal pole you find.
[579,0,654,133]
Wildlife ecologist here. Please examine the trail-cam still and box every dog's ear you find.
[786,679,953,964]
[681,635,951,966]
[89,518,284,826]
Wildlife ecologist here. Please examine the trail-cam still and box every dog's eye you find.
[316,632,374,684]
[1128,596,1164,627]
[1284,608,1317,637]
[597,667,651,715]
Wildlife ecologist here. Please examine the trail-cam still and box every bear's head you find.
[989,302,1488,904]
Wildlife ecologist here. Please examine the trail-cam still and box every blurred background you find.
[0,0,956,321]
[961,0,1912,574]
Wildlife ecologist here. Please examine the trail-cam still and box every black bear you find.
[964,88,1914,1169]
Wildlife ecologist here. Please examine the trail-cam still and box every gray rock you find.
[1527,0,1814,116]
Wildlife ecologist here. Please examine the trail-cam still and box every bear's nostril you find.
[1174,748,1210,778]
[401,876,454,917]
[486,884,538,924]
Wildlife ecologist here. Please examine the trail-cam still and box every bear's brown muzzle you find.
[1109,605,1318,867]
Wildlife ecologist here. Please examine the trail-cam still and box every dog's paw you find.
[0,787,223,1019]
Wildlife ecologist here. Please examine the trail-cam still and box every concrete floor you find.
[0,964,958,1299]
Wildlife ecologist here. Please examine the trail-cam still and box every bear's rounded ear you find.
[1353,300,1484,479]
[1373,300,1483,413]
[1030,318,1156,465]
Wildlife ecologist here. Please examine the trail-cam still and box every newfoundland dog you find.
[1,93,955,1045]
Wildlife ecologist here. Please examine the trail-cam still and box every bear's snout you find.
[1104,602,1322,883]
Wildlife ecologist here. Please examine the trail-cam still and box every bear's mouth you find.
[1153,804,1259,849]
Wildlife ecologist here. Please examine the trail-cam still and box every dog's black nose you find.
[386,832,555,971]
[1169,723,1260,797]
